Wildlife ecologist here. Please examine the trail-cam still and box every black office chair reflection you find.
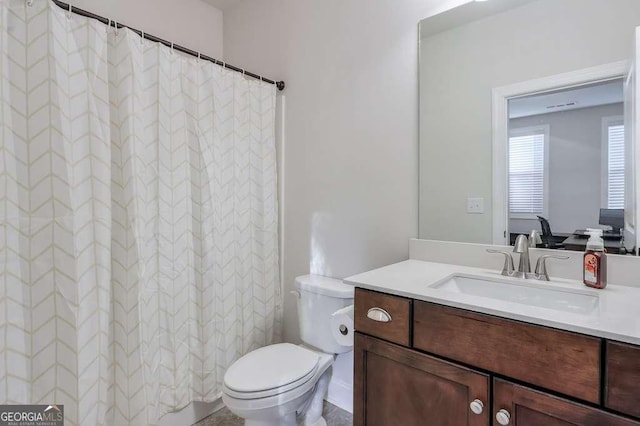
[537,216,564,249]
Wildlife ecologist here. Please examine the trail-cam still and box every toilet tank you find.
[295,275,354,354]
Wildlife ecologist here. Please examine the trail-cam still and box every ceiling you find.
[509,79,624,119]
[420,0,537,39]
[202,0,243,11]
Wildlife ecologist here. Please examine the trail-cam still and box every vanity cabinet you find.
[354,333,489,426]
[353,288,640,426]
[493,379,637,426]
[606,341,640,418]
[413,301,601,403]
[353,288,411,346]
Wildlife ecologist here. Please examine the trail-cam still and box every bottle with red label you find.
[583,229,607,289]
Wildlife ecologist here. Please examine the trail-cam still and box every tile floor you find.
[194,401,352,426]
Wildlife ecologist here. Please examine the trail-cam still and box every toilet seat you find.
[223,343,320,400]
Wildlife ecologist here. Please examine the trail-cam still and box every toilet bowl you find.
[222,343,333,426]
[221,275,354,426]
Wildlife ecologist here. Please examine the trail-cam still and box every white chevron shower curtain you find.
[0,1,281,425]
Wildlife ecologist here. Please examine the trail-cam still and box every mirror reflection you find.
[418,0,640,254]
[507,80,627,254]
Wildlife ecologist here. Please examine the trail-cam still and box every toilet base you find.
[239,369,331,426]
[304,416,327,426]
[245,413,296,426]
[243,413,328,426]
[301,368,331,426]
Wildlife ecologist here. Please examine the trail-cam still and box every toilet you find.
[222,275,354,426]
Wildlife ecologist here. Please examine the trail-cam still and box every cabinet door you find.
[493,379,640,426]
[354,332,489,426]
[606,341,640,418]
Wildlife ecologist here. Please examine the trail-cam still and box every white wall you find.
[419,0,640,243]
[509,103,624,235]
[223,0,470,345]
[70,0,224,59]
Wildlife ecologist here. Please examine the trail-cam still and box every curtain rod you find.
[49,0,285,91]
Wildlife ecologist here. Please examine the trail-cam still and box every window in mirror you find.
[604,119,625,209]
[508,126,548,219]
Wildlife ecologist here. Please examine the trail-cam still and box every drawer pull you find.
[469,399,484,415]
[367,307,392,322]
[496,409,511,425]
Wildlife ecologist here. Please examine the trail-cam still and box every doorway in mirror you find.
[505,79,627,254]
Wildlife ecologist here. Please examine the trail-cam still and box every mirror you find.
[419,0,640,254]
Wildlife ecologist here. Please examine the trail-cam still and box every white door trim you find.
[491,60,629,245]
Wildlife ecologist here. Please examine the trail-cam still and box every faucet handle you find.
[487,249,515,276]
[534,255,570,281]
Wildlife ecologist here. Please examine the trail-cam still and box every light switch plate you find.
[467,197,485,214]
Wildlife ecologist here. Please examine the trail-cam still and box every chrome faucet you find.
[513,234,531,278]
[487,234,568,281]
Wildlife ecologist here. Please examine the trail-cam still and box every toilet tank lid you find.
[295,275,354,298]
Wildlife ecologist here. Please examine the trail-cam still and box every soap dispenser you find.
[583,229,606,289]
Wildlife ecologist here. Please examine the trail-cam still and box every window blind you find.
[509,132,545,215]
[607,124,625,209]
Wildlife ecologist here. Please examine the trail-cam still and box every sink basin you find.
[430,275,599,314]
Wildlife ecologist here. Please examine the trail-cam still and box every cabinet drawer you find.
[494,379,639,426]
[414,301,601,404]
[606,341,640,418]
[354,288,411,346]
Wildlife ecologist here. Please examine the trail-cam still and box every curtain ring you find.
[67,2,73,20]
[26,0,33,7]
[114,20,119,36]
[170,42,174,55]
[197,52,201,63]
[140,30,145,45]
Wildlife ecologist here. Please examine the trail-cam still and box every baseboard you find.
[326,378,353,414]
[157,397,224,426]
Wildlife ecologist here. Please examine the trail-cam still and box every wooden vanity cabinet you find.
[493,379,638,426]
[413,301,601,403]
[606,341,640,418]
[354,333,489,426]
[353,288,640,426]
[354,288,412,346]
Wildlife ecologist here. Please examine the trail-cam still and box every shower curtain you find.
[0,1,281,425]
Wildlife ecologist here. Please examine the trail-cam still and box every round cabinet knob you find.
[496,409,511,425]
[469,399,484,415]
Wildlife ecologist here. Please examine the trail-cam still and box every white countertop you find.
[344,259,640,345]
